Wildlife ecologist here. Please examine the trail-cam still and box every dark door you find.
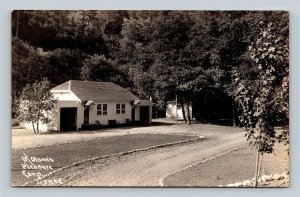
[60,107,77,131]
[84,106,89,124]
[140,106,149,125]
[131,106,135,122]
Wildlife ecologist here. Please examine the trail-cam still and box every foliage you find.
[17,80,57,134]
[11,119,20,127]
[234,21,288,153]
[12,10,289,127]
[233,21,288,186]
[80,54,131,88]
[12,37,49,95]
[11,10,289,187]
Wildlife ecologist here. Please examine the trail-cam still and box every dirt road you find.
[47,129,246,187]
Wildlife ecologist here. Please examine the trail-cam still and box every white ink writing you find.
[21,152,63,186]
[36,178,63,186]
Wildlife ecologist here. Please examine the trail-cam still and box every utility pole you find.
[175,94,178,125]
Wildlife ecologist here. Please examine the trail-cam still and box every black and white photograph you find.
[11,10,289,187]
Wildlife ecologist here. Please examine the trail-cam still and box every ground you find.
[11,119,289,187]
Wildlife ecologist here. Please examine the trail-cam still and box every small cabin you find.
[26,80,152,132]
[166,101,192,120]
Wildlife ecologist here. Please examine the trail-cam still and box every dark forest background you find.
[11,10,289,125]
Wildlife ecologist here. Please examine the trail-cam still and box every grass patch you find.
[163,143,288,187]
[12,133,198,186]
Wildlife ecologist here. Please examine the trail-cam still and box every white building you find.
[26,80,152,132]
[166,101,192,120]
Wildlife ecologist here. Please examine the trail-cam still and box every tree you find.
[80,54,131,88]
[47,48,84,85]
[17,80,57,134]
[233,21,288,187]
[12,37,50,117]
[119,11,204,121]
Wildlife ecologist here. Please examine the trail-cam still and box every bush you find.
[12,119,20,127]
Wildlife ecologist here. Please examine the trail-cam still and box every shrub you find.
[12,119,20,127]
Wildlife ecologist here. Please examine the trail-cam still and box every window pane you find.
[116,110,120,114]
[103,111,107,115]
[97,111,102,115]
[116,104,120,109]
[121,104,125,109]
[103,104,107,111]
[97,104,102,110]
[121,110,125,114]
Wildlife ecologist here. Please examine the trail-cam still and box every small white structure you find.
[25,80,152,132]
[166,101,192,120]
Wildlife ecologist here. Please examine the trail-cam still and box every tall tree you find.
[233,21,288,186]
[12,38,50,117]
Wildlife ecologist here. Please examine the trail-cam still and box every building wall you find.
[52,91,83,131]
[25,90,153,131]
[52,90,80,101]
[25,100,83,132]
[134,106,140,121]
[166,103,192,120]
[88,102,132,125]
[135,100,152,124]
[56,101,83,131]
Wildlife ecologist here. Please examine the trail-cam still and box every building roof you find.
[51,80,139,102]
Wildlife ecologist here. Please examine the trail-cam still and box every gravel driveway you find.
[62,132,245,187]
[12,120,250,187]
[23,125,246,187]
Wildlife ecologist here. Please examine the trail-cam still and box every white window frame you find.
[116,104,121,114]
[121,103,126,114]
[97,104,107,115]
[116,103,125,114]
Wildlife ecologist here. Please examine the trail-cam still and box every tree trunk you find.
[80,10,86,49]
[254,151,260,187]
[187,102,191,125]
[254,152,263,187]
[36,122,39,134]
[179,94,187,123]
[232,101,236,127]
[36,110,41,134]
[31,121,36,134]
[257,153,263,181]
[16,11,20,38]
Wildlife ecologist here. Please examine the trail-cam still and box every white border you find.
[1,0,299,197]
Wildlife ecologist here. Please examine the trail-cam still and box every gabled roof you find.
[51,80,139,102]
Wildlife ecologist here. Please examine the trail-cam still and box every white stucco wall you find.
[24,90,153,132]
[52,90,80,101]
[56,101,83,131]
[166,103,192,120]
[88,102,132,125]
[51,91,83,131]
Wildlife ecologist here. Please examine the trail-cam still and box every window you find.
[97,104,107,115]
[116,104,120,114]
[97,104,102,115]
[116,103,126,114]
[121,104,126,114]
[103,104,107,115]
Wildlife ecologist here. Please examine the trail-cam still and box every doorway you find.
[84,106,89,124]
[60,107,77,131]
[140,106,150,125]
